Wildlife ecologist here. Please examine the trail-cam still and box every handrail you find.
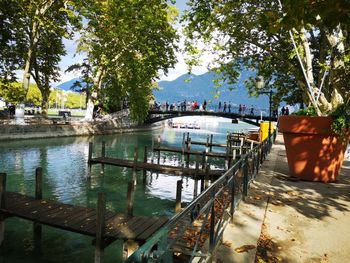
[125,130,277,263]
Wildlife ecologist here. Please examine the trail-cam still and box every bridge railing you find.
[125,130,277,263]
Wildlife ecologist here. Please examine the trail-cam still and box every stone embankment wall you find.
[0,110,161,141]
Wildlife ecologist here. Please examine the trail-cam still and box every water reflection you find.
[0,116,254,262]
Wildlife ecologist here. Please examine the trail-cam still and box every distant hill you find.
[155,71,269,110]
[56,77,85,91]
[56,69,270,110]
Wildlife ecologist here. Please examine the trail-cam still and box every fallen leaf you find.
[235,244,256,253]
[222,241,232,247]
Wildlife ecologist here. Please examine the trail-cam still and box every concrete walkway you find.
[216,134,350,263]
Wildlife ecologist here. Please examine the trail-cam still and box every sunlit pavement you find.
[216,134,350,263]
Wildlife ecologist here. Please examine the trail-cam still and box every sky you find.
[55,0,209,86]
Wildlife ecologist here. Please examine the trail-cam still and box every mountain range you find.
[57,70,269,110]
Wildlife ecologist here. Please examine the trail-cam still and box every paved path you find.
[216,134,350,263]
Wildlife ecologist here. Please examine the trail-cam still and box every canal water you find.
[0,116,254,262]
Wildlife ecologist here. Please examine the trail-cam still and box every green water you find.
[0,117,254,262]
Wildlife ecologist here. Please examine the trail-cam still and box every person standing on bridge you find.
[218,101,222,112]
[239,104,242,115]
[203,100,207,111]
[223,102,227,112]
[228,101,231,113]
[250,105,254,115]
[242,104,246,115]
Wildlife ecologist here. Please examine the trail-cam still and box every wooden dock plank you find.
[0,192,168,242]
[90,157,224,178]
[137,217,168,241]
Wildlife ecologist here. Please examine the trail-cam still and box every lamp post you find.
[255,76,273,145]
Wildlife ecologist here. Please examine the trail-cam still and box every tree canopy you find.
[1,0,178,121]
[76,0,179,121]
[183,0,350,114]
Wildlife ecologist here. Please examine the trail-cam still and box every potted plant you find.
[279,104,349,182]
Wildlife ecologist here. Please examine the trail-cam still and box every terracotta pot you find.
[279,116,349,183]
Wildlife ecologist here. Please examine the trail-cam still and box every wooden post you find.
[95,192,106,263]
[126,181,135,217]
[151,138,154,164]
[143,146,148,184]
[101,141,105,175]
[201,151,206,170]
[175,180,183,213]
[34,168,42,251]
[205,166,210,189]
[186,138,191,168]
[209,134,213,152]
[193,158,199,198]
[0,173,6,246]
[157,136,161,164]
[181,133,185,167]
[88,142,93,175]
[133,147,138,184]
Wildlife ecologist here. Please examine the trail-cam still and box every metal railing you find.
[125,130,277,263]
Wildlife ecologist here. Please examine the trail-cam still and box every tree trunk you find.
[41,88,50,118]
[84,67,105,120]
[23,20,39,94]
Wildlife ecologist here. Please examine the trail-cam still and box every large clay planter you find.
[279,116,349,183]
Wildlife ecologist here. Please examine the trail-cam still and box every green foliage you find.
[293,106,317,116]
[26,84,42,106]
[0,80,26,104]
[183,0,350,114]
[76,0,179,121]
[331,103,350,137]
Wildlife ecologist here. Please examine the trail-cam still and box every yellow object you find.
[259,122,274,142]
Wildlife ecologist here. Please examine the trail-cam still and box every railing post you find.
[34,168,42,252]
[127,181,135,217]
[101,141,106,175]
[95,192,106,263]
[209,188,216,253]
[243,159,249,199]
[175,180,183,213]
[0,173,6,246]
[230,169,236,223]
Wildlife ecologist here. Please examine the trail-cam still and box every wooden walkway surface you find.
[89,157,225,177]
[153,146,232,158]
[0,192,168,242]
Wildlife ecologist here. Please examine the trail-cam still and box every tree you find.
[26,84,42,106]
[183,0,350,115]
[30,2,68,117]
[76,0,179,121]
[0,0,82,117]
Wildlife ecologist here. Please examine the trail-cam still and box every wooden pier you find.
[0,192,167,241]
[0,172,168,263]
[89,156,224,177]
